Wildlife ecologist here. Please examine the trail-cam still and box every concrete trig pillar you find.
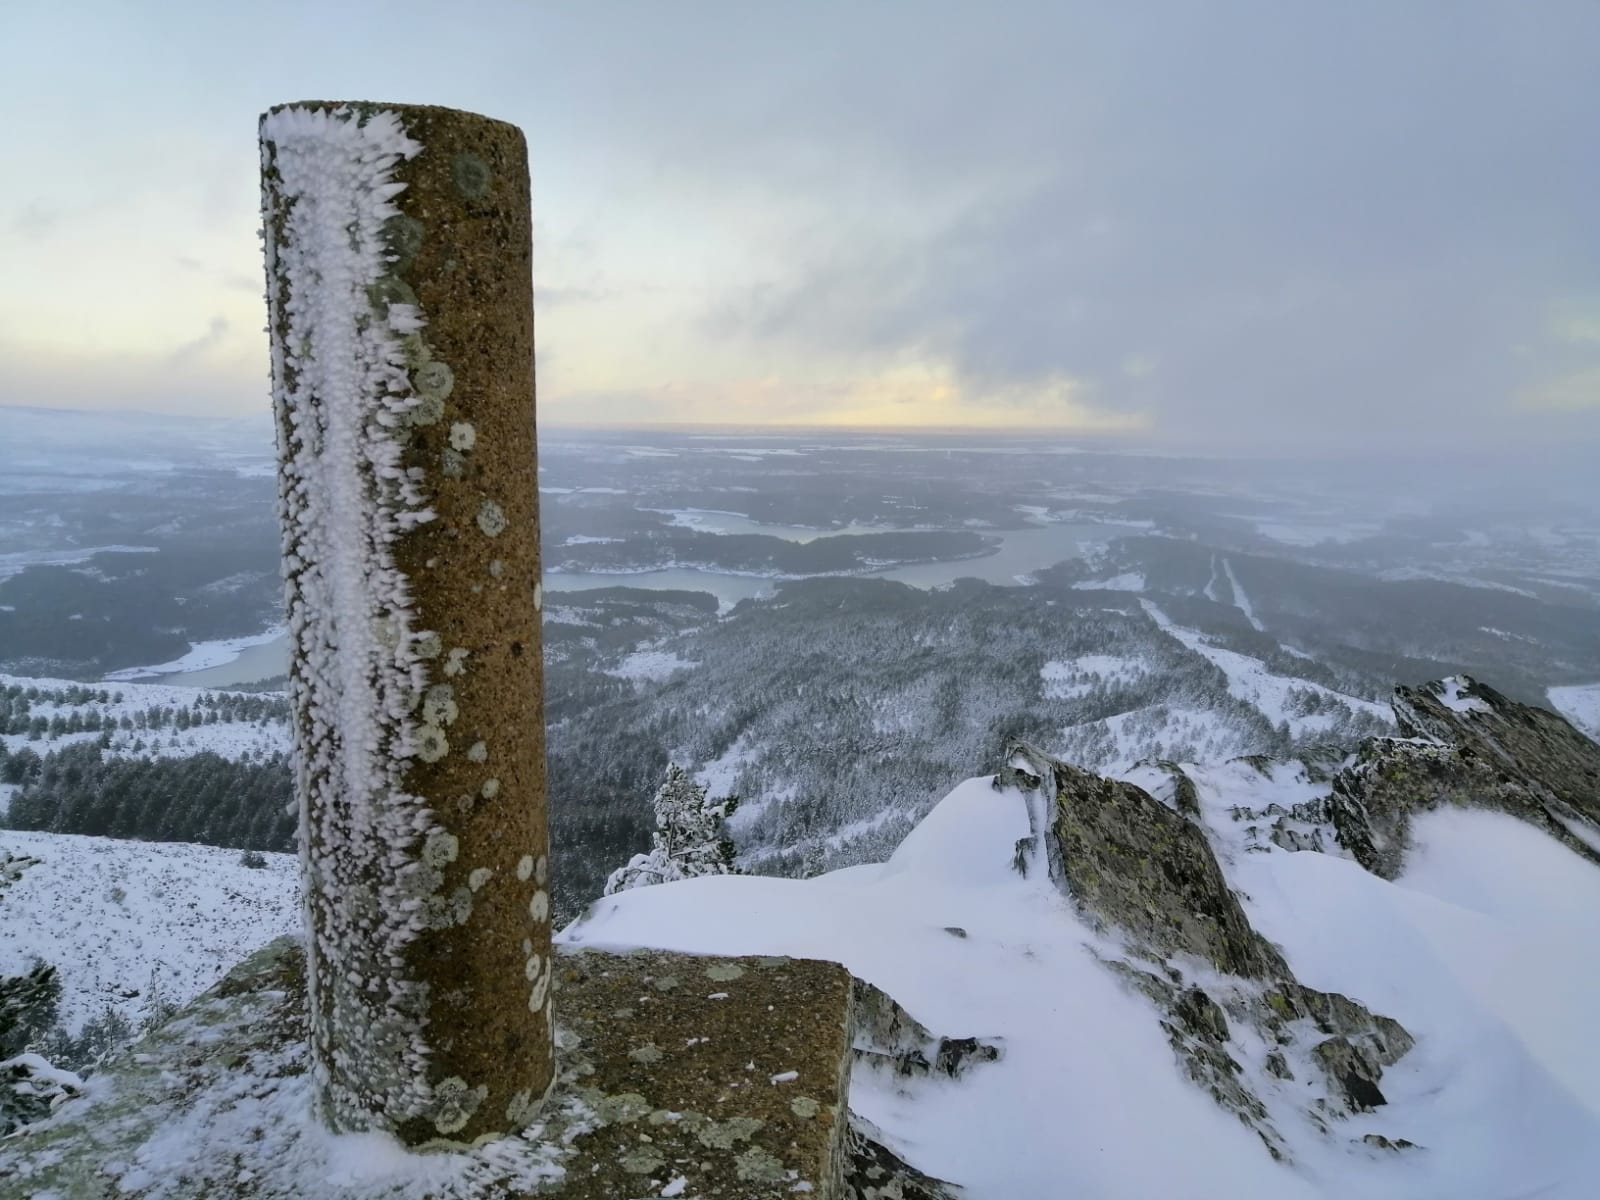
[260,102,550,1147]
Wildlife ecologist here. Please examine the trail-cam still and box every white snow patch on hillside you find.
[695,733,755,800]
[1139,601,1390,736]
[1222,558,1266,631]
[1548,683,1600,741]
[1438,676,1491,715]
[1253,520,1377,546]
[1071,571,1145,591]
[1376,567,1539,597]
[606,648,698,682]
[0,829,298,1034]
[1039,653,1147,700]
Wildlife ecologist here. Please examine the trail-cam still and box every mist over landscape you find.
[4,404,1596,906]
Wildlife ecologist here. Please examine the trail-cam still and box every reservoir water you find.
[138,521,1110,688]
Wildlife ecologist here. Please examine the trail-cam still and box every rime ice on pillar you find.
[259,102,551,1147]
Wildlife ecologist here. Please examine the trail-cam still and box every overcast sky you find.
[1,1,1596,450]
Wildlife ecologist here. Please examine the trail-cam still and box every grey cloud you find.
[166,316,231,366]
[668,1,1600,448]
[11,202,62,239]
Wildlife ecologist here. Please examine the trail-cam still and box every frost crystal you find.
[261,105,462,1134]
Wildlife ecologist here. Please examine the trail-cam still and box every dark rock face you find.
[843,1113,965,1199]
[1049,760,1288,980]
[1002,742,1417,1158]
[851,979,1003,1081]
[1313,1038,1389,1111]
[1331,676,1600,879]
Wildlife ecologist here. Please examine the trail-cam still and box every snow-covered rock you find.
[1331,674,1600,877]
[565,684,1600,1198]
[6,676,1600,1198]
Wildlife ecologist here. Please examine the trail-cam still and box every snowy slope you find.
[564,778,1319,1198]
[0,829,298,1034]
[563,771,1600,1200]
[1140,600,1391,736]
[1548,683,1600,741]
[1,672,289,762]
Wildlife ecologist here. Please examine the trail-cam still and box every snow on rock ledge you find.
[1331,675,1600,878]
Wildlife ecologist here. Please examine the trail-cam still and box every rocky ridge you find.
[1330,675,1600,878]
[1000,745,1414,1160]
[6,673,1598,1196]
[998,673,1600,1162]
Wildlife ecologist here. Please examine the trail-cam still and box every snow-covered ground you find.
[1039,653,1148,700]
[0,829,299,1035]
[1056,703,1249,771]
[0,673,289,762]
[1140,601,1390,737]
[604,648,699,682]
[1548,683,1600,741]
[564,770,1600,1200]
[1071,570,1145,591]
[1230,806,1600,1199]
[566,778,1322,1198]
[6,745,1600,1196]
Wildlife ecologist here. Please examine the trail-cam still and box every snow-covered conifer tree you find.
[604,765,739,893]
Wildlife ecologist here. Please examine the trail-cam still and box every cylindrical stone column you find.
[260,102,551,1147]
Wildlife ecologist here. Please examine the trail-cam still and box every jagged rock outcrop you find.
[1330,675,1600,879]
[1000,742,1416,1158]
[843,1113,964,1200]
[851,979,1003,1081]
[1048,759,1289,980]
